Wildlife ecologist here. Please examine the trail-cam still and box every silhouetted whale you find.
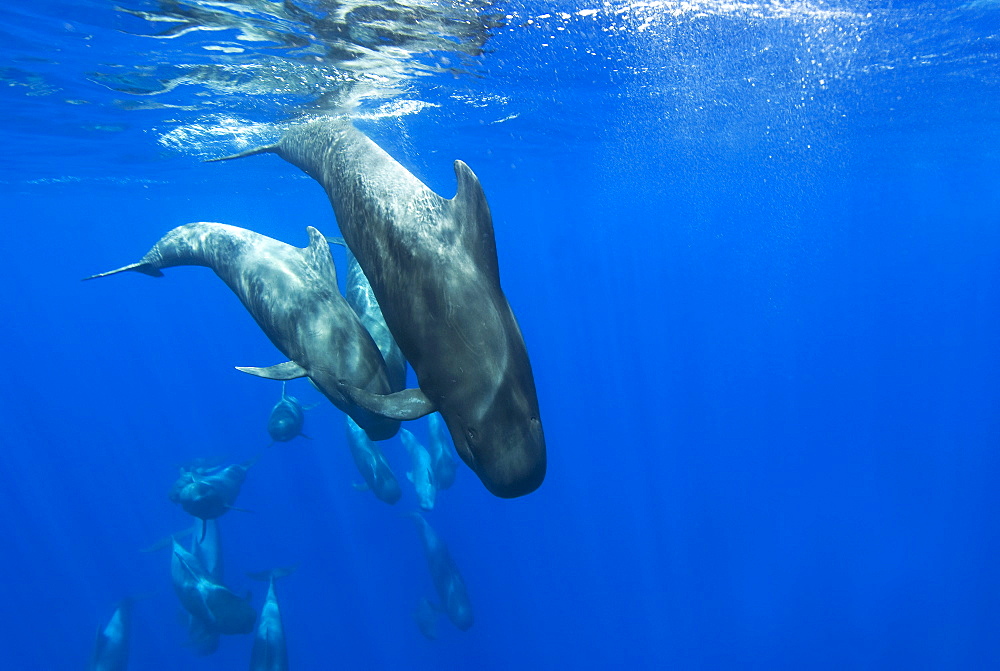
[171,538,255,635]
[412,597,438,640]
[426,412,457,490]
[267,382,309,443]
[85,222,399,441]
[212,117,546,498]
[345,416,401,505]
[410,513,473,631]
[169,458,253,522]
[89,598,133,671]
[248,567,296,671]
[187,519,223,655]
[400,428,436,511]
[330,237,407,392]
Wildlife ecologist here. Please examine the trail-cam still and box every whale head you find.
[445,371,546,498]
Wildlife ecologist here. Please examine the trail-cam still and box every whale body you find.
[85,222,399,441]
[89,598,133,671]
[171,538,255,635]
[410,513,473,631]
[267,382,307,443]
[213,118,545,497]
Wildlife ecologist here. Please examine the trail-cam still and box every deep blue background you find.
[1,1,998,669]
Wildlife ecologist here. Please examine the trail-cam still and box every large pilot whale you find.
[211,117,546,498]
[85,222,399,441]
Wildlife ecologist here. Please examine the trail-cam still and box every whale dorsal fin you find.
[451,160,500,279]
[304,226,337,279]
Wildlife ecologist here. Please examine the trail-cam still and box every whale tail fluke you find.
[205,144,279,163]
[83,262,164,281]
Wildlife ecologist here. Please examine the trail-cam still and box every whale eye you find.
[467,428,478,442]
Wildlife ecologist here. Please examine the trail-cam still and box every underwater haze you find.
[2,1,999,669]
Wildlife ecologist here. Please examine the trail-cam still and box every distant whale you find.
[171,538,256,635]
[412,597,438,640]
[85,222,399,441]
[89,598,133,671]
[400,429,436,511]
[210,117,546,498]
[187,519,223,655]
[330,237,407,392]
[426,412,457,490]
[248,567,296,671]
[169,458,254,523]
[410,513,473,631]
[345,416,401,505]
[267,382,309,443]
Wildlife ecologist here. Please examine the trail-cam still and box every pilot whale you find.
[410,513,473,631]
[85,222,399,441]
[426,412,457,490]
[400,428,436,511]
[212,117,546,498]
[171,537,256,635]
[267,382,309,443]
[345,416,401,505]
[169,457,254,523]
[329,237,407,393]
[248,567,296,671]
[89,598,134,671]
[188,518,224,655]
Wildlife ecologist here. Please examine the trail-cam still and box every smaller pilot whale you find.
[171,538,256,635]
[89,598,134,671]
[84,222,399,441]
[267,382,310,443]
[187,519,224,655]
[426,413,457,490]
[169,458,254,523]
[345,416,401,505]
[329,237,406,392]
[410,513,473,631]
[248,567,296,671]
[412,597,439,640]
[400,429,436,511]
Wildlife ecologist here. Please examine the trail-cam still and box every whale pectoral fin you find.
[236,361,307,380]
[204,143,279,163]
[83,261,164,281]
[339,383,436,421]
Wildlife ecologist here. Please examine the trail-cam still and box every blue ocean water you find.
[2,1,999,668]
